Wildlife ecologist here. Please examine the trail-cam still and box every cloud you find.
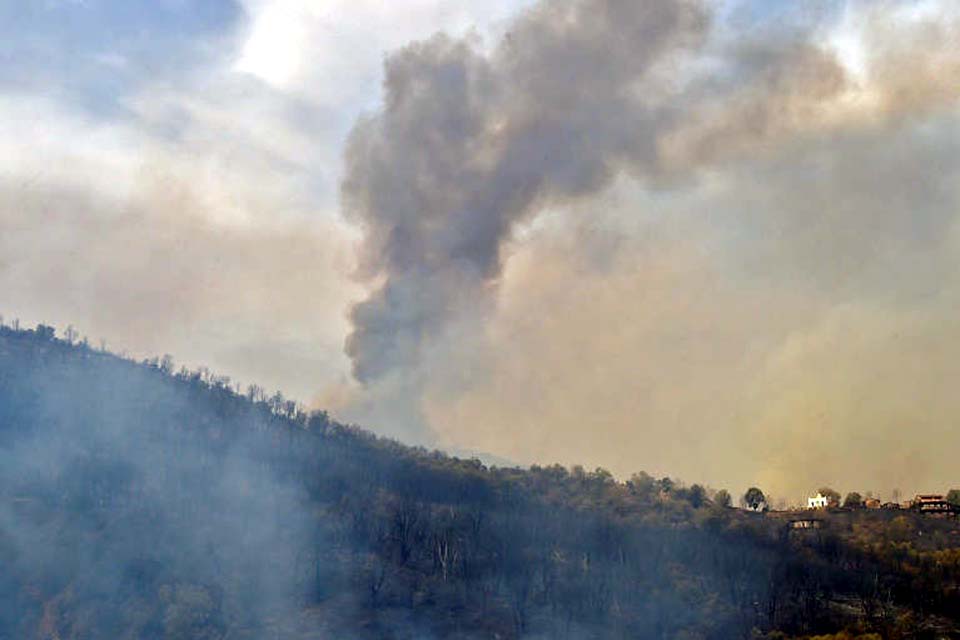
[0,0,244,114]
[0,94,360,401]
[234,0,535,91]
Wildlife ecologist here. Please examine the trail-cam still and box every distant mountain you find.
[1,323,959,639]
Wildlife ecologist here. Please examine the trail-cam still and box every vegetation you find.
[1,323,960,639]
[844,493,864,509]
[715,489,732,509]
[742,486,766,511]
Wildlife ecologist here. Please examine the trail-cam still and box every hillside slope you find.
[1,324,959,639]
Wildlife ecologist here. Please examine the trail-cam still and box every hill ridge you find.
[1,322,959,639]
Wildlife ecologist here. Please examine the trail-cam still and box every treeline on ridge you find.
[1,322,959,639]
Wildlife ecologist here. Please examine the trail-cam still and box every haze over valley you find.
[3,1,960,637]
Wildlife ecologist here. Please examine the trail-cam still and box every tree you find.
[658,477,675,494]
[843,492,863,509]
[35,324,55,341]
[818,487,841,508]
[627,472,656,501]
[246,384,265,403]
[947,489,960,506]
[687,483,707,508]
[742,487,765,511]
[714,489,732,508]
[269,390,286,414]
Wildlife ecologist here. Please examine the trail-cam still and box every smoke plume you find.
[342,0,709,390]
[340,0,960,494]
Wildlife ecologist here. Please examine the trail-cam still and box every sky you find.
[2,0,960,504]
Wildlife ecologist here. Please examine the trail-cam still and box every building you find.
[807,493,829,509]
[912,494,958,514]
[864,498,881,509]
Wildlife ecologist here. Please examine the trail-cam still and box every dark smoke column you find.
[341,0,708,411]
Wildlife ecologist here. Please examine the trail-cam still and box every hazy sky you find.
[2,0,960,503]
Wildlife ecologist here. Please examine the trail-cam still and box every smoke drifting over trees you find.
[333,0,960,496]
[4,325,960,638]
[5,0,960,499]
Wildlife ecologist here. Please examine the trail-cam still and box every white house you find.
[807,493,829,509]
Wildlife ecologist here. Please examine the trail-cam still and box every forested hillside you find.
[1,324,959,639]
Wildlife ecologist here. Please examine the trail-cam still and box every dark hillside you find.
[1,324,959,639]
